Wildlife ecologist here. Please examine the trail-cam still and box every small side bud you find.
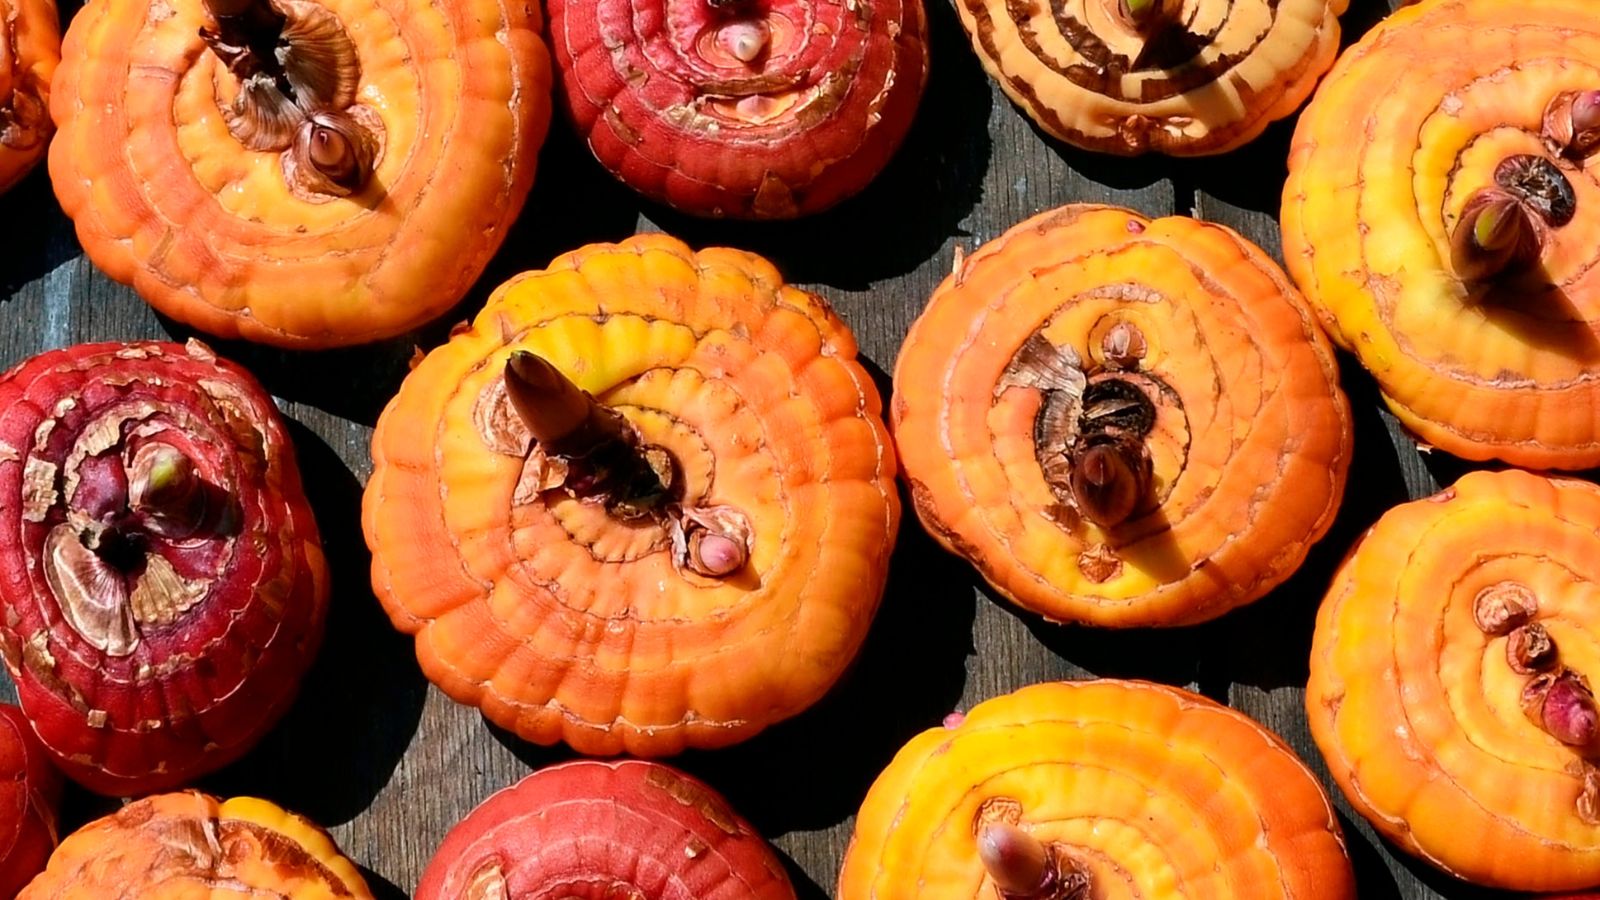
[1524,669,1600,748]
[293,111,377,197]
[1543,90,1600,159]
[1100,322,1147,370]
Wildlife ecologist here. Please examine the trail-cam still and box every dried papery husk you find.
[0,705,60,899]
[46,0,551,348]
[0,341,327,796]
[0,0,59,193]
[952,0,1345,155]
[547,0,926,217]
[17,791,372,899]
[1307,470,1600,890]
[893,204,1351,627]
[1282,0,1600,469]
[416,760,795,900]
[838,680,1356,899]
[363,233,900,755]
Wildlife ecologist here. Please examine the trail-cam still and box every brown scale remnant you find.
[198,0,380,195]
[1473,581,1536,636]
[464,859,508,900]
[1506,622,1556,675]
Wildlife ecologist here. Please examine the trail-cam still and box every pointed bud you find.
[1069,433,1152,528]
[718,20,770,63]
[1450,190,1541,282]
[128,444,207,534]
[978,824,1050,896]
[503,352,622,454]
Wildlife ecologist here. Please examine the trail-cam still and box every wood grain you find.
[0,0,1524,896]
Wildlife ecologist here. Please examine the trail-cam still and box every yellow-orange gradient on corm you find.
[363,234,900,757]
[0,0,59,193]
[838,680,1355,900]
[1283,0,1600,468]
[1309,470,1600,891]
[953,0,1347,155]
[46,0,550,348]
[18,792,372,898]
[893,204,1351,627]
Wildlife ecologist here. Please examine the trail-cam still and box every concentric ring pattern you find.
[954,0,1346,155]
[0,341,328,795]
[416,760,796,900]
[47,0,551,348]
[19,792,373,898]
[838,680,1356,899]
[1283,0,1600,469]
[893,204,1351,627]
[549,0,927,217]
[364,234,900,756]
[1308,470,1600,891]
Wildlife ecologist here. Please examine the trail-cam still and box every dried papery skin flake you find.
[416,760,795,900]
[548,0,927,218]
[17,791,373,899]
[0,0,59,193]
[0,341,328,796]
[953,0,1345,155]
[364,234,900,755]
[893,204,1352,627]
[1282,0,1600,469]
[838,680,1356,899]
[47,0,551,348]
[1307,470,1600,890]
[0,705,61,899]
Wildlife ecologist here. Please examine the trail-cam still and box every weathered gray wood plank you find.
[0,0,1536,896]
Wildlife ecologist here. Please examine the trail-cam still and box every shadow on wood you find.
[198,421,428,825]
[1338,810,1406,900]
[777,848,833,900]
[637,0,995,290]
[0,166,82,296]
[357,864,412,900]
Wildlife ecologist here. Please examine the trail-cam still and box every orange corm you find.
[839,680,1356,899]
[18,792,372,899]
[0,0,58,193]
[47,0,550,348]
[894,204,1351,627]
[364,234,900,756]
[1284,0,1600,469]
[953,0,1346,155]
[1309,470,1600,891]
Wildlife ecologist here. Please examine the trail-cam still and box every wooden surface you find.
[0,0,1527,896]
